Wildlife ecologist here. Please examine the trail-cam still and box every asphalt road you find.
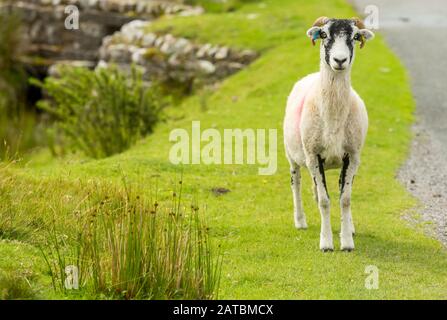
[351,0,447,244]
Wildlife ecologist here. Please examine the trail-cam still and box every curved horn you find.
[351,17,366,48]
[351,17,365,29]
[312,16,329,27]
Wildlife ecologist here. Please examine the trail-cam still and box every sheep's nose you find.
[334,57,347,66]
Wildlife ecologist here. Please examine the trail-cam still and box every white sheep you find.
[283,17,374,251]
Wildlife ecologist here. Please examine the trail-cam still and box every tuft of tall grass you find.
[39,179,222,300]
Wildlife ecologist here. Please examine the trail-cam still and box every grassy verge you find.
[2,0,447,299]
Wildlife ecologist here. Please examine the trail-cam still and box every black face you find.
[321,19,356,70]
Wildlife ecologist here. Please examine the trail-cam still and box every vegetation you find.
[32,66,166,158]
[0,165,221,299]
[41,181,220,299]
[0,11,26,112]
[1,0,447,300]
[0,10,44,159]
[0,269,39,300]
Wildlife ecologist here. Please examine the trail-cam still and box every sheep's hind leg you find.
[308,154,333,251]
[290,164,307,229]
[312,181,318,203]
[339,153,359,251]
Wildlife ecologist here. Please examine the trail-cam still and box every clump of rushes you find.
[40,179,222,300]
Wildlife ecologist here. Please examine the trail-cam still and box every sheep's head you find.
[306,17,375,72]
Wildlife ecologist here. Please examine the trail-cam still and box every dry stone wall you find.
[2,0,258,85]
[6,0,203,63]
[98,20,258,84]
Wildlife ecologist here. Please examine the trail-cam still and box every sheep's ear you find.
[306,26,321,46]
[359,29,374,41]
[351,17,374,48]
[358,29,375,48]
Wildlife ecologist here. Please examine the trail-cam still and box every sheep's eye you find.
[320,31,327,39]
[353,33,361,41]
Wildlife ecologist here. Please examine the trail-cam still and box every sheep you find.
[283,17,374,251]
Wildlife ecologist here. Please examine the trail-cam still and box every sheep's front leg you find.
[308,154,333,251]
[339,153,359,251]
[290,164,307,229]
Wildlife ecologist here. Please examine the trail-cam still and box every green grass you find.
[2,0,447,299]
[0,239,48,299]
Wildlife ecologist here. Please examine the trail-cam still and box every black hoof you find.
[321,248,334,252]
